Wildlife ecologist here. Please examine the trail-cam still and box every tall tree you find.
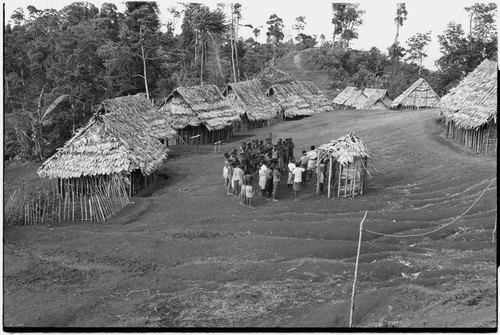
[331,3,365,50]
[292,16,306,41]
[394,3,407,44]
[266,14,284,61]
[405,31,431,75]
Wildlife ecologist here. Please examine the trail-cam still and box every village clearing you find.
[3,104,496,328]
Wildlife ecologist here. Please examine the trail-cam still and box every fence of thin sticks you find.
[4,174,130,226]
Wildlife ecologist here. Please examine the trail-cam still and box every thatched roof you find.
[318,132,371,166]
[438,59,497,129]
[266,83,317,118]
[359,88,392,109]
[290,81,334,113]
[391,78,441,109]
[222,79,281,121]
[97,93,177,141]
[158,85,240,131]
[38,94,170,179]
[344,90,367,109]
[332,86,359,105]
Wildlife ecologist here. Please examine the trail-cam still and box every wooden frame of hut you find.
[391,78,441,110]
[266,83,317,120]
[358,88,392,110]
[158,85,240,145]
[332,86,359,109]
[290,81,334,113]
[222,79,283,132]
[37,94,176,222]
[317,133,372,198]
[438,59,497,155]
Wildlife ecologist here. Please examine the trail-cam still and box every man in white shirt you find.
[306,145,317,181]
[292,164,305,201]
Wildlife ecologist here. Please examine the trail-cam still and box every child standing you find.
[232,163,244,197]
[244,170,254,206]
[265,164,274,199]
[292,164,305,201]
[226,160,234,195]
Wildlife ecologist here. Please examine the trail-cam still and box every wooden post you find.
[337,164,342,198]
[327,157,333,198]
[316,152,322,195]
[352,161,357,199]
[485,124,491,155]
[349,211,368,328]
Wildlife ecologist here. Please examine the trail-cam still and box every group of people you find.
[222,133,328,206]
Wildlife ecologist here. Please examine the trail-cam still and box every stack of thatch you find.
[266,83,317,118]
[319,132,371,166]
[290,81,334,113]
[222,79,281,121]
[159,85,240,131]
[438,59,497,129]
[391,78,441,109]
[359,88,392,109]
[38,94,171,179]
[332,86,359,107]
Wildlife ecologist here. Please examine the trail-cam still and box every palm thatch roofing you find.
[391,78,441,109]
[344,90,367,109]
[332,86,359,105]
[222,79,281,121]
[158,85,240,131]
[438,59,497,129]
[318,132,371,166]
[38,94,171,179]
[359,88,392,109]
[290,81,334,113]
[97,93,177,141]
[266,83,317,118]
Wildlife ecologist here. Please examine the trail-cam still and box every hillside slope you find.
[275,48,336,100]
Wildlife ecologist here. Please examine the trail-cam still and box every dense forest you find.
[3,2,497,162]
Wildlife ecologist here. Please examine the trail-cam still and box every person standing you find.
[232,163,244,197]
[272,164,281,201]
[226,160,234,195]
[258,162,268,197]
[287,157,296,191]
[265,163,274,199]
[292,163,305,201]
[306,145,318,181]
[299,150,308,186]
[244,170,254,206]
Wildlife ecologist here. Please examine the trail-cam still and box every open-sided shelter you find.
[358,88,392,109]
[222,79,283,131]
[317,132,372,198]
[332,86,359,109]
[290,81,334,113]
[391,78,441,110]
[266,83,317,120]
[438,59,497,155]
[158,85,240,145]
[37,94,175,222]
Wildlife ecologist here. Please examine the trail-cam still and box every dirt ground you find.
[3,108,497,329]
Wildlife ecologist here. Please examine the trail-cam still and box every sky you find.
[3,0,497,70]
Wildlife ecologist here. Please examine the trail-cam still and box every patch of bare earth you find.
[3,108,496,329]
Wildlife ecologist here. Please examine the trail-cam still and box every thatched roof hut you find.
[159,85,239,131]
[332,86,359,107]
[222,78,282,124]
[318,132,371,198]
[266,83,317,119]
[345,90,367,109]
[438,59,497,154]
[359,88,392,109]
[158,85,239,144]
[391,78,441,109]
[290,81,334,113]
[38,94,171,179]
[439,59,497,128]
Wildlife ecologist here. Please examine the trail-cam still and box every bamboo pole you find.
[328,157,333,198]
[316,153,321,195]
[72,187,75,222]
[352,161,357,199]
[349,211,368,328]
[337,164,342,198]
